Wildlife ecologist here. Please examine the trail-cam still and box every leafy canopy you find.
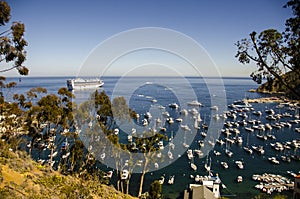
[0,1,28,75]
[235,0,300,98]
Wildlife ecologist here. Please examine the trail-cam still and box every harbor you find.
[5,76,300,198]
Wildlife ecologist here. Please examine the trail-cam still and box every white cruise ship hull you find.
[67,78,104,90]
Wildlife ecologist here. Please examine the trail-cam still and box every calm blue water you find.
[3,76,299,198]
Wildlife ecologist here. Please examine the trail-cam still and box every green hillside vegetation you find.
[0,140,137,199]
[257,70,300,97]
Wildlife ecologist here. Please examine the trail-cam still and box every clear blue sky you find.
[4,0,291,77]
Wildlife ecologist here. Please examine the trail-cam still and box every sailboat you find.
[204,155,211,172]
[243,131,253,154]
[191,162,197,171]
[168,175,175,185]
[225,134,233,157]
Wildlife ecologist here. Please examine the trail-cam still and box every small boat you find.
[67,78,104,90]
[62,152,70,159]
[144,112,152,119]
[105,171,113,178]
[169,103,179,109]
[159,176,165,184]
[235,161,244,169]
[127,135,133,142]
[26,141,32,148]
[158,141,164,150]
[191,163,197,171]
[214,150,221,156]
[204,156,211,172]
[225,149,233,157]
[187,149,194,160]
[220,161,229,169]
[167,117,174,124]
[216,139,225,145]
[201,132,207,137]
[210,105,218,110]
[114,128,119,135]
[194,149,204,157]
[256,134,267,141]
[245,127,254,132]
[100,152,106,160]
[180,109,188,115]
[181,124,191,131]
[198,140,204,148]
[195,175,201,182]
[265,109,275,115]
[252,145,265,155]
[168,175,175,185]
[142,119,148,126]
[121,170,129,180]
[176,118,183,122]
[233,100,252,108]
[187,100,203,106]
[243,146,253,154]
[237,175,243,183]
[235,136,243,144]
[268,157,280,164]
[253,111,262,116]
[168,151,174,159]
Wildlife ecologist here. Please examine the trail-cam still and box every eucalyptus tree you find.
[0,98,24,150]
[135,132,165,197]
[0,1,28,75]
[235,0,300,99]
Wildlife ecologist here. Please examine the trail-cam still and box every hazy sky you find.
[4,0,291,77]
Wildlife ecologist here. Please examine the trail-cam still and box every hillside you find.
[257,70,300,99]
[0,141,137,199]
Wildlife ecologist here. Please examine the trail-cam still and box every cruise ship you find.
[67,78,104,90]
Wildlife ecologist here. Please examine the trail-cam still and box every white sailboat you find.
[191,162,197,171]
[187,149,194,160]
[204,155,211,172]
[243,131,253,154]
[168,175,175,185]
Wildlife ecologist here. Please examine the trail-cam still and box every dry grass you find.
[0,141,137,199]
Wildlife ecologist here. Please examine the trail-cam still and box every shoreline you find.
[245,96,300,104]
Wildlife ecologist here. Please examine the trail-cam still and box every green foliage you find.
[148,180,162,199]
[0,1,28,75]
[69,139,84,172]
[0,1,10,26]
[272,194,288,199]
[252,193,289,199]
[235,0,300,99]
[35,175,65,187]
[112,96,131,123]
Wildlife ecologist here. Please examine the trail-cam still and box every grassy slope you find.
[0,141,137,199]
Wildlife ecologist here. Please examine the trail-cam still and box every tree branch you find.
[251,33,300,98]
[273,50,294,71]
[0,65,17,73]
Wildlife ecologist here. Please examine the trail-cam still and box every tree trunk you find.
[126,174,131,194]
[121,180,124,193]
[49,146,54,170]
[117,179,120,191]
[138,156,148,197]
[138,171,145,197]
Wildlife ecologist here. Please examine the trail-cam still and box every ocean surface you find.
[3,76,299,198]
